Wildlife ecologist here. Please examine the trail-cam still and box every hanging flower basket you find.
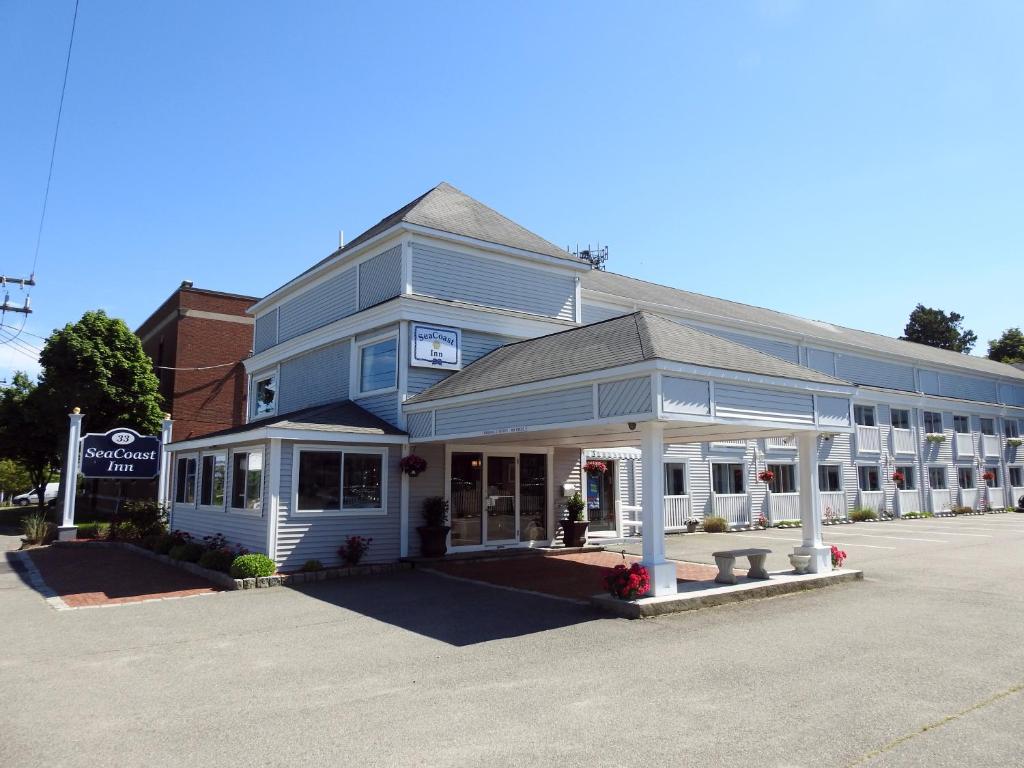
[982,471,996,482]
[584,460,608,475]
[399,454,427,477]
[757,469,775,484]
[925,433,947,444]
[1008,438,1023,448]
[602,562,651,600]
[891,471,905,485]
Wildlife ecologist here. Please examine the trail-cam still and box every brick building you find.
[136,281,257,440]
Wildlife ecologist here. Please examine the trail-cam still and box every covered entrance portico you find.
[402,312,856,596]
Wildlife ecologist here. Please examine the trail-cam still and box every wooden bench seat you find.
[711,548,771,584]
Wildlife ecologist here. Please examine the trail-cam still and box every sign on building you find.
[410,323,461,370]
[80,428,161,479]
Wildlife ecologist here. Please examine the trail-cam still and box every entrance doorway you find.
[586,461,618,533]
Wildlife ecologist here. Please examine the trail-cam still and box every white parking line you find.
[825,541,897,550]
[882,527,992,538]
[730,532,897,550]
[828,531,947,543]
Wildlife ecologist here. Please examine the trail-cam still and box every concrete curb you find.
[591,569,864,619]
[10,550,70,611]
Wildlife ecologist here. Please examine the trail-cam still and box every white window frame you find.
[857,463,881,492]
[980,417,996,436]
[229,447,265,516]
[894,464,916,491]
[928,465,948,490]
[198,451,228,511]
[353,331,399,398]
[663,461,688,497]
[1009,465,1023,488]
[890,408,911,430]
[818,463,843,492]
[953,414,971,434]
[957,466,975,489]
[766,461,798,494]
[290,444,388,517]
[984,465,1000,488]
[1005,421,1020,439]
[854,404,876,427]
[174,453,199,507]
[710,462,746,495]
[923,410,943,434]
[252,367,279,419]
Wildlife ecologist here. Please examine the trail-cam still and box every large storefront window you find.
[294,449,384,514]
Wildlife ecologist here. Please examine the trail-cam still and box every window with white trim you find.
[890,408,911,430]
[980,417,995,436]
[858,465,881,492]
[985,466,1000,487]
[712,463,745,494]
[957,466,974,489]
[174,455,197,505]
[928,466,947,490]
[923,411,943,434]
[818,464,842,492]
[854,405,876,427]
[1009,466,1023,487]
[664,462,686,496]
[953,415,970,434]
[357,336,397,394]
[254,374,277,417]
[894,465,915,490]
[1005,421,1020,439]
[295,447,385,515]
[767,463,796,493]
[200,453,226,508]
[230,450,263,512]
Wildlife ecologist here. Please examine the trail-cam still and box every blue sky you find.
[2,0,1022,380]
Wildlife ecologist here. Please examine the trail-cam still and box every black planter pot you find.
[561,519,589,548]
[417,525,451,558]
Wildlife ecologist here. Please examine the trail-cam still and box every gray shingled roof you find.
[169,401,405,446]
[583,270,1024,382]
[406,312,848,404]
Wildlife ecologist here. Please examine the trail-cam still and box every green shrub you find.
[108,500,167,540]
[301,559,324,572]
[22,511,55,545]
[702,516,728,533]
[849,507,878,522]
[77,522,108,539]
[952,506,974,515]
[168,543,205,563]
[776,519,801,527]
[198,548,235,573]
[153,531,190,555]
[230,553,276,579]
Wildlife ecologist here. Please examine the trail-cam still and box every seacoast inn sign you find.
[80,428,161,479]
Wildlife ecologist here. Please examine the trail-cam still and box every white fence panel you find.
[820,491,847,520]
[895,489,922,515]
[856,425,881,454]
[954,433,974,460]
[982,435,1000,458]
[857,490,885,513]
[959,488,979,509]
[663,496,691,531]
[769,492,800,523]
[929,489,953,514]
[890,428,915,455]
[712,494,750,526]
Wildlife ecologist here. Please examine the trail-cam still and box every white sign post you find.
[156,415,173,509]
[58,408,84,541]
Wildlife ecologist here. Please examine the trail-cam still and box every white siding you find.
[597,376,652,418]
[662,377,710,416]
[714,383,814,425]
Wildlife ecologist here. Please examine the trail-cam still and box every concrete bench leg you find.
[714,555,737,584]
[747,554,769,580]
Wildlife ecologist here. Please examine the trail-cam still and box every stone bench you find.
[711,548,771,584]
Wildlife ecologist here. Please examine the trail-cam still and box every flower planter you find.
[561,520,590,548]
[417,525,451,558]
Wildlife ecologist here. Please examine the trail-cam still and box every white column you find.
[156,415,173,509]
[640,420,676,596]
[58,409,85,539]
[795,430,831,572]
[266,438,282,560]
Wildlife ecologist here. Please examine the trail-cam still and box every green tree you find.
[0,373,61,512]
[900,304,977,353]
[987,327,1024,364]
[0,458,33,505]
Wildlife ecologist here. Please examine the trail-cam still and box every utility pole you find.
[0,275,34,315]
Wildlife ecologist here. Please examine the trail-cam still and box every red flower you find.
[584,460,608,475]
[758,470,776,484]
[603,561,652,599]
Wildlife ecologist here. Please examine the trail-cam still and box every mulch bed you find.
[27,543,222,607]
[428,551,720,602]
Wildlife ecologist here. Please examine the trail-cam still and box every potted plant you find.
[892,470,905,488]
[562,491,589,547]
[685,517,700,534]
[417,496,450,558]
[757,469,775,485]
[400,454,428,477]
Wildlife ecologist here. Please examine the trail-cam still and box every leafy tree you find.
[0,458,33,505]
[900,304,977,353]
[0,373,61,512]
[987,327,1024,364]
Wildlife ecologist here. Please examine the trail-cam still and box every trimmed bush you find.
[77,522,108,539]
[702,516,728,533]
[849,507,878,522]
[198,548,235,573]
[230,553,276,579]
[168,543,205,563]
[301,559,324,572]
[952,505,975,515]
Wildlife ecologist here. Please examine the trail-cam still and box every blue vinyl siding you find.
[582,304,627,324]
[807,348,836,376]
[937,372,998,403]
[253,309,278,354]
[662,377,711,416]
[817,396,851,427]
[835,354,916,391]
[598,376,652,418]
[278,266,357,342]
[433,386,593,436]
[277,340,350,413]
[701,328,800,365]
[406,330,515,396]
[714,383,814,424]
[358,245,403,310]
[354,391,399,427]
[275,444,403,568]
[411,242,576,320]
[407,411,433,439]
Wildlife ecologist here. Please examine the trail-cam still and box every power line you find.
[0,323,47,342]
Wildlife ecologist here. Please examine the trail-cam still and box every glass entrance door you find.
[450,453,483,547]
[486,456,518,543]
[586,460,618,533]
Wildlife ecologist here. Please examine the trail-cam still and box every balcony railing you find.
[959,487,979,510]
[710,440,747,450]
[895,489,922,516]
[768,492,800,523]
[954,433,974,460]
[765,436,797,451]
[712,493,750,526]
[929,488,952,514]
[663,495,691,531]
[857,490,885,513]
[820,491,847,520]
[890,428,915,455]
[856,425,881,454]
[981,435,1000,458]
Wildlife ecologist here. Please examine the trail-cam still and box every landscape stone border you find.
[52,540,410,590]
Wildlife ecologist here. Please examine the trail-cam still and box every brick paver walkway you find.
[428,551,720,601]
[27,544,222,607]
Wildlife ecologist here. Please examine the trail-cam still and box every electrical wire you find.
[154,361,240,371]
[0,323,47,343]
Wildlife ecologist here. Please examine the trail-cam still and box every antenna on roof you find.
[569,243,609,271]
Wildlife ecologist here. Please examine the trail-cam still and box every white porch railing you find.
[895,489,923,515]
[663,495,691,531]
[890,428,915,455]
[982,435,1000,458]
[959,488,979,509]
[710,440,746,450]
[954,433,974,460]
[620,504,642,532]
[712,493,750,526]
[857,490,885,513]
[929,488,953,514]
[768,492,800,523]
[856,425,881,454]
[765,436,797,451]
[820,491,847,521]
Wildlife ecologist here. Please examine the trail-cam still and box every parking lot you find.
[3,515,1024,767]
